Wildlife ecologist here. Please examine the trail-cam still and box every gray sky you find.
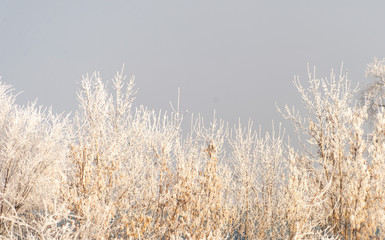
[1,1,385,134]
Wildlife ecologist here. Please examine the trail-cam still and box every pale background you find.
[1,1,385,134]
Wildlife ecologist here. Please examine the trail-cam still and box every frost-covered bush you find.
[0,82,72,238]
[280,64,385,239]
[1,59,385,239]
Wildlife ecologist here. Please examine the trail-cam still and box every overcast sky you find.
[1,1,385,134]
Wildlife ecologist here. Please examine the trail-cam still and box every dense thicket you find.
[1,60,385,239]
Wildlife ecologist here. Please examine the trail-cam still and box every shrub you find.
[1,60,385,239]
[0,82,72,238]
